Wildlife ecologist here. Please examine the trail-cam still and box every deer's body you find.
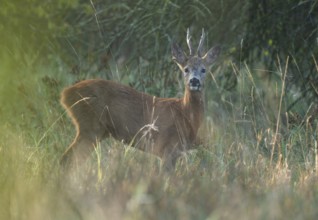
[60,29,220,168]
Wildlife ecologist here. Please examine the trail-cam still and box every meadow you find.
[1,49,318,220]
[1,1,318,219]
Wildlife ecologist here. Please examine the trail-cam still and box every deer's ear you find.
[171,42,186,65]
[203,45,221,66]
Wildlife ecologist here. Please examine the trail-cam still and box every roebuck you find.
[60,29,220,169]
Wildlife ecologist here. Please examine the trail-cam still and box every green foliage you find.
[242,0,318,108]
[48,0,245,93]
[1,52,318,219]
[1,1,318,219]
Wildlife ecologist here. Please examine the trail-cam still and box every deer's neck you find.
[182,88,205,133]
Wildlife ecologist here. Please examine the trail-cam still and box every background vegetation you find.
[1,0,318,219]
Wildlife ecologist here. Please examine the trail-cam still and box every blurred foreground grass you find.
[1,0,318,218]
[1,47,318,220]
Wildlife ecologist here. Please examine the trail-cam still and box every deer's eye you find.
[184,67,189,73]
[201,68,206,73]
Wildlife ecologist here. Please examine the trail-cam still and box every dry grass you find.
[1,1,317,218]
[1,55,318,220]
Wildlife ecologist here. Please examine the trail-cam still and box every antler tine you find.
[197,28,205,57]
[186,28,193,56]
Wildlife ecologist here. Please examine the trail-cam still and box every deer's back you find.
[61,79,157,141]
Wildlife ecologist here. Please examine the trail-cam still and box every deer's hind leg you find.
[60,108,107,168]
[60,133,98,168]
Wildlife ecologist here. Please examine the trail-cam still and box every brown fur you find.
[60,29,220,168]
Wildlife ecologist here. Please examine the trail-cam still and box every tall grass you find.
[1,47,318,219]
[1,1,318,217]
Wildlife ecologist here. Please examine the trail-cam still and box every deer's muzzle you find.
[189,77,201,91]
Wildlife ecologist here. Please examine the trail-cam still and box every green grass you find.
[1,52,318,220]
[1,1,317,218]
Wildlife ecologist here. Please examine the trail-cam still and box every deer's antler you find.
[187,28,193,56]
[197,28,205,57]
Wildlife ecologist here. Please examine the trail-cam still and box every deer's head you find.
[172,28,220,92]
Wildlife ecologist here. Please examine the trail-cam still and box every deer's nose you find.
[189,78,200,86]
[189,77,202,91]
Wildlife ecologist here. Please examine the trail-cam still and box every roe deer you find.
[60,29,220,169]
